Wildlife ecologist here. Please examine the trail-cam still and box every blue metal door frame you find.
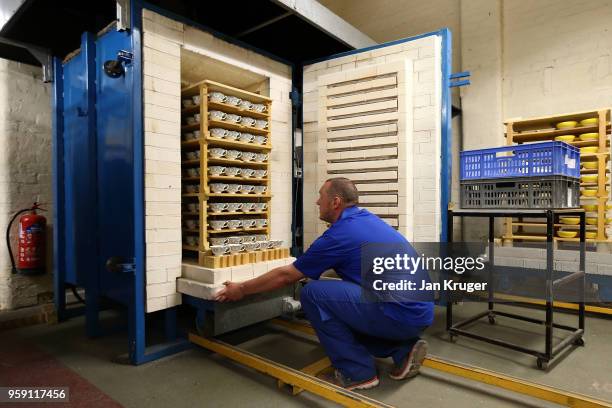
[130,0,147,365]
[53,0,455,364]
[128,0,191,365]
[52,12,190,364]
[52,32,99,323]
[83,32,101,338]
[51,57,67,320]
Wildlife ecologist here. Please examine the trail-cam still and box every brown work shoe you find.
[389,339,428,380]
[319,369,380,390]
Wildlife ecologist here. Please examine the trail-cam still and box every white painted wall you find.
[502,0,612,119]
[317,0,461,72]
[320,0,612,242]
[0,59,53,311]
[319,0,612,123]
[460,0,612,149]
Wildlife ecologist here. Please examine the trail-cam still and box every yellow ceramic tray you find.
[557,230,577,238]
[560,217,580,225]
[582,162,598,169]
[579,132,599,141]
[580,118,598,127]
[557,121,577,129]
[581,146,598,154]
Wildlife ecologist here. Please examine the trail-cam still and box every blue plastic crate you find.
[460,141,580,181]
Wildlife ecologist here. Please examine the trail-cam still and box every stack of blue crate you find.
[460,141,581,209]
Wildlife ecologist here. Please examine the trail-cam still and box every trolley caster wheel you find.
[573,338,585,347]
[536,358,548,370]
[488,316,496,325]
[449,334,458,343]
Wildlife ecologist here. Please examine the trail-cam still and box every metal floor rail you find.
[189,332,393,408]
[267,318,612,408]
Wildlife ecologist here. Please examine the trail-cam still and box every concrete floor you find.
[1,303,611,407]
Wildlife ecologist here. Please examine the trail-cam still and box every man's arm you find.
[215,264,305,302]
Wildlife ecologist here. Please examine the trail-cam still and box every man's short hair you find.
[325,177,359,206]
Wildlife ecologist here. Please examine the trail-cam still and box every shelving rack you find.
[502,108,612,244]
[180,79,281,266]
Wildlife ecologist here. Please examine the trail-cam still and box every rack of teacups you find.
[180,79,284,267]
[500,109,612,244]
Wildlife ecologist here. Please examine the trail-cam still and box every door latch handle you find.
[103,50,133,78]
[106,256,135,274]
[117,50,133,65]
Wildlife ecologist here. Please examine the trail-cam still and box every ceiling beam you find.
[236,10,293,38]
[0,36,52,81]
[271,0,376,49]
[0,0,30,34]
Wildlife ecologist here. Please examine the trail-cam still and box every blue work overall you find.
[294,206,434,381]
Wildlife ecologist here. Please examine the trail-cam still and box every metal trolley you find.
[446,209,586,370]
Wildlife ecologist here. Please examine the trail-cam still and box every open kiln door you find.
[302,32,448,248]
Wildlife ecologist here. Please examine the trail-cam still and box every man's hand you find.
[214,265,304,302]
[215,281,244,302]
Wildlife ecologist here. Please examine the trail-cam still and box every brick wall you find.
[142,10,184,313]
[142,9,294,312]
[0,59,53,311]
[494,246,612,276]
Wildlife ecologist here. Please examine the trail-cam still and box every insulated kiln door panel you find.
[303,34,443,247]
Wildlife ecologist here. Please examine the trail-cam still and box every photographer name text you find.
[372,279,487,292]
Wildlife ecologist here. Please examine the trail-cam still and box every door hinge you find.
[289,89,301,109]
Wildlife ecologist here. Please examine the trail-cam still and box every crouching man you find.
[216,178,433,390]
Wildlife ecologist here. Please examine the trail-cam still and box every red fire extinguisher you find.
[6,203,46,275]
